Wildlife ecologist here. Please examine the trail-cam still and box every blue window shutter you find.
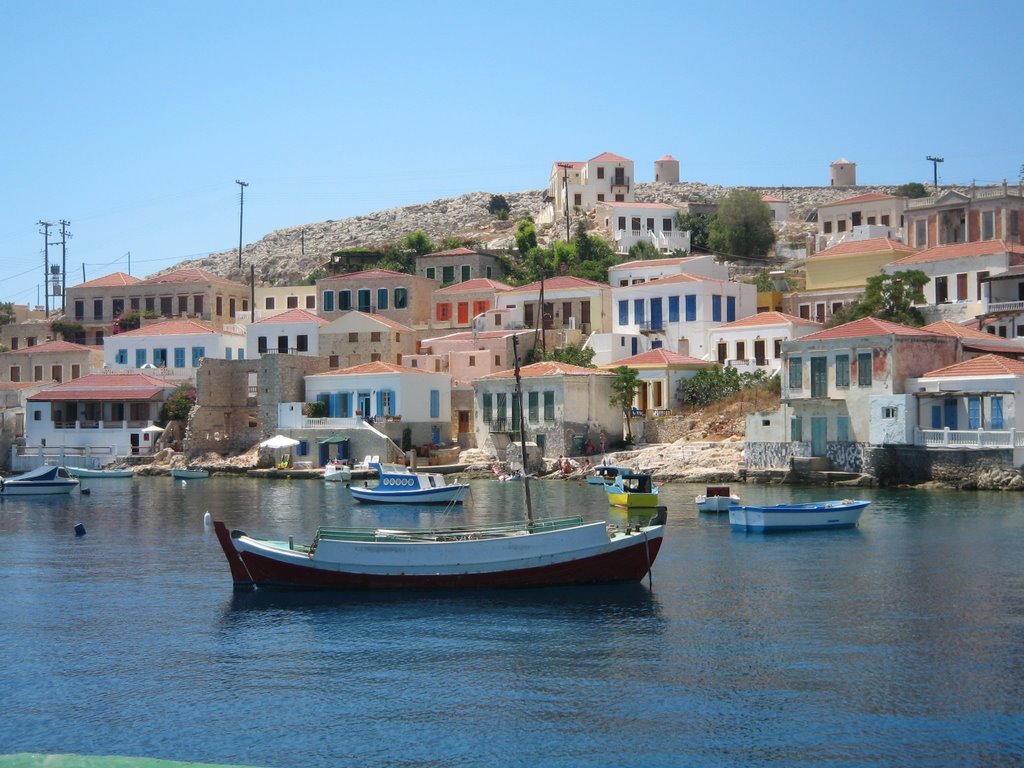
[726,296,736,322]
[634,299,645,325]
[668,296,679,322]
[712,295,722,322]
[968,397,981,429]
[376,390,383,417]
[685,295,696,321]
[136,349,146,367]
[323,291,334,312]
[992,396,1004,429]
[430,390,440,418]
[328,393,340,418]
[618,300,628,326]
[341,392,351,417]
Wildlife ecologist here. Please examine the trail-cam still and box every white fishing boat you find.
[349,462,468,504]
[65,466,135,479]
[587,464,632,486]
[323,462,352,483]
[0,465,79,496]
[729,499,870,532]
[213,511,666,591]
[695,485,740,513]
[170,468,209,479]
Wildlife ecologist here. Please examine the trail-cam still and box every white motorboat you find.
[0,465,79,496]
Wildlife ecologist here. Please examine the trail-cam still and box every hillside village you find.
[3,151,1024,489]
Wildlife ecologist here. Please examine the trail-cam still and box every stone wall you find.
[187,358,260,457]
[864,445,1022,489]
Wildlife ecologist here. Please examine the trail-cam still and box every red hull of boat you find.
[214,521,662,591]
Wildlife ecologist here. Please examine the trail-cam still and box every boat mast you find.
[511,334,534,526]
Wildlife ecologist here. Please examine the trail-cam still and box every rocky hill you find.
[164,181,957,287]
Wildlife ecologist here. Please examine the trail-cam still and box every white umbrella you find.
[260,434,300,449]
[141,425,165,433]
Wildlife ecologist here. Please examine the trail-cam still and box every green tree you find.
[0,302,15,326]
[707,189,776,260]
[609,366,641,443]
[50,319,84,343]
[403,230,436,256]
[679,212,716,253]
[115,310,156,332]
[540,344,596,368]
[827,270,930,327]
[514,217,538,256]
[569,222,617,282]
[677,367,776,408]
[487,194,511,219]
[376,244,416,274]
[301,267,328,285]
[894,182,930,199]
[627,240,662,261]
[160,383,196,422]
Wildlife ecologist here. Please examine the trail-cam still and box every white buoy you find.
[181,479,187,486]
[203,511,212,527]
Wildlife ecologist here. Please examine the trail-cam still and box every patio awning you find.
[319,434,350,445]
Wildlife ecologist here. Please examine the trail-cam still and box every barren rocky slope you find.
[162,181,964,287]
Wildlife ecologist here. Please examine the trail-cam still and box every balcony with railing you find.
[915,426,1024,449]
[985,299,1024,314]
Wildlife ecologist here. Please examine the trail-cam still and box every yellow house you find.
[787,237,918,324]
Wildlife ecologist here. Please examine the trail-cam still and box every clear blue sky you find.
[2,0,1022,307]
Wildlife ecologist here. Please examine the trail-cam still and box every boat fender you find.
[74,523,87,537]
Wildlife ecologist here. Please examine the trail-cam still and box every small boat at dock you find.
[695,485,740,513]
[729,499,870,532]
[0,465,79,496]
[349,462,468,505]
[605,472,660,509]
[170,468,209,479]
[587,464,632,485]
[65,466,134,479]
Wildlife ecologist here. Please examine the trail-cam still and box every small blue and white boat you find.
[0,465,79,496]
[349,462,469,505]
[729,499,869,532]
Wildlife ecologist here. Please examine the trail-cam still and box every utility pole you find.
[926,156,944,191]
[37,221,53,317]
[557,163,572,241]
[235,179,248,270]
[59,220,72,313]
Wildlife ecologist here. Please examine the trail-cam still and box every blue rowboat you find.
[729,499,869,532]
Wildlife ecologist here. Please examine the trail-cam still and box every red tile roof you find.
[715,311,821,330]
[319,268,411,281]
[6,340,96,355]
[796,317,939,341]
[608,349,712,367]
[139,268,243,287]
[761,194,784,203]
[633,272,724,287]
[811,237,916,259]
[505,275,607,293]
[923,353,1024,378]
[252,308,328,326]
[28,372,175,402]
[887,240,1024,265]
[421,247,481,258]
[434,278,514,295]
[116,318,238,337]
[312,361,435,377]
[818,192,899,208]
[657,155,677,162]
[589,151,630,163]
[74,271,142,289]
[922,320,1000,341]
[422,329,530,343]
[482,361,613,379]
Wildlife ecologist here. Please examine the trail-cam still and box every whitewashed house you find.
[247,308,328,359]
[495,276,612,335]
[707,311,822,373]
[910,354,1024,465]
[610,273,757,360]
[105,318,246,380]
[547,152,635,223]
[598,202,690,254]
[22,372,179,467]
[607,254,727,287]
[816,192,907,250]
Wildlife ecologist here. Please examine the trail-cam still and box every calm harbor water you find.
[1,476,1023,767]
